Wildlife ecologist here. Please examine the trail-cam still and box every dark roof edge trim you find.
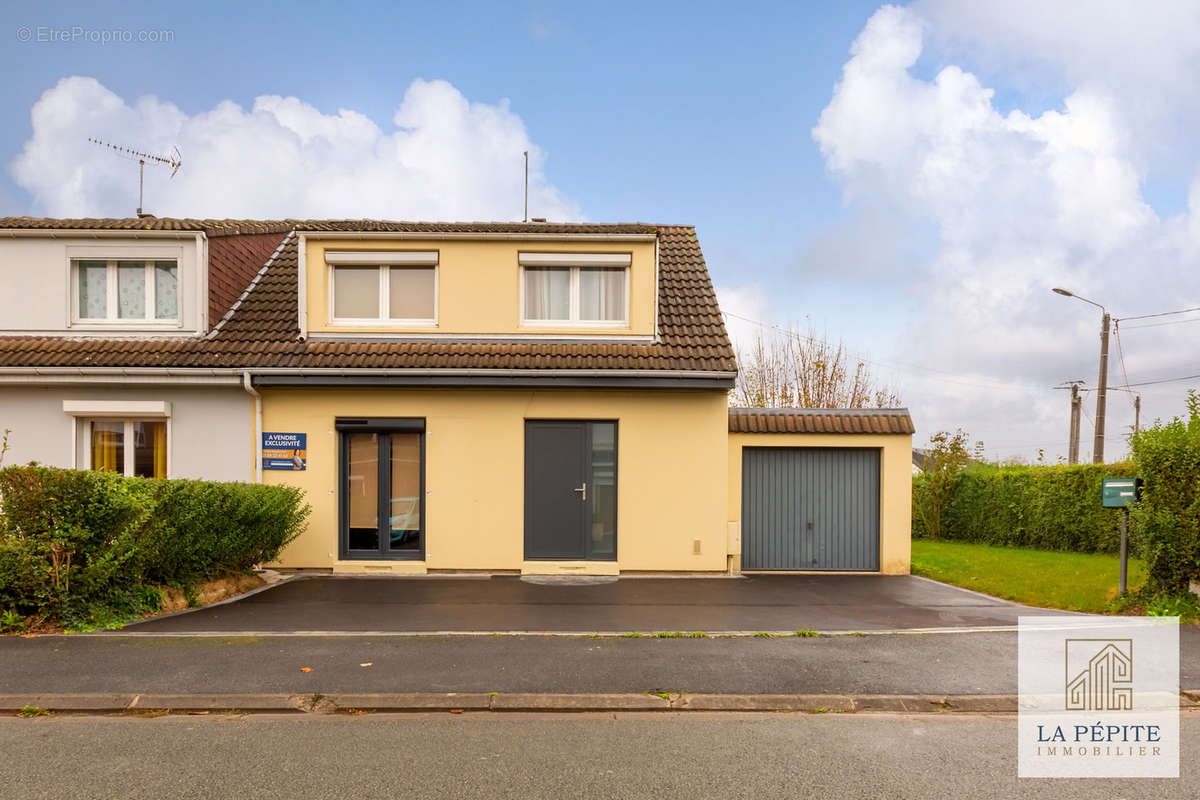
[295,230,658,240]
[729,407,911,417]
[253,373,735,389]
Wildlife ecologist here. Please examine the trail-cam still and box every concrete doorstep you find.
[3,691,1198,716]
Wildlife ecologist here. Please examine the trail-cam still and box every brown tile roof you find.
[729,407,915,435]
[207,231,289,331]
[0,216,294,235]
[0,219,736,376]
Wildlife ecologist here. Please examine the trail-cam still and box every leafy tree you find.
[913,429,972,541]
[731,324,902,409]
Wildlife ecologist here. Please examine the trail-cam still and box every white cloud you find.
[715,283,770,354]
[914,0,1200,163]
[11,76,579,222]
[812,4,1200,460]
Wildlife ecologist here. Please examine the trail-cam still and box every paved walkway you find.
[124,574,1069,634]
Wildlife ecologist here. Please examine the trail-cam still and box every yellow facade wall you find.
[304,237,657,337]
[726,432,912,574]
[261,387,728,573]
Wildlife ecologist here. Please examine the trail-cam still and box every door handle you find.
[573,482,587,501]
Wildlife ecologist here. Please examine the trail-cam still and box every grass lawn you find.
[911,539,1146,614]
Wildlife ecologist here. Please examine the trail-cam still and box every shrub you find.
[913,462,1138,553]
[134,478,310,588]
[1145,592,1200,623]
[0,465,309,628]
[1129,391,1200,595]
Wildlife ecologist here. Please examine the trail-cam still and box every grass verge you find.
[911,539,1146,614]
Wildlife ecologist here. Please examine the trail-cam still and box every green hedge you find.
[0,465,309,628]
[1129,396,1200,594]
[913,462,1138,553]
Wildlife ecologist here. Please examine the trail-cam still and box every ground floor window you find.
[80,418,168,478]
[337,418,425,560]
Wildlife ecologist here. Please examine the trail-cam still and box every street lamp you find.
[1051,288,1111,463]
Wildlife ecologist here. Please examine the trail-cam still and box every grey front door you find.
[742,447,880,571]
[525,420,618,561]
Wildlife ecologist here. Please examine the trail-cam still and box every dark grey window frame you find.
[336,417,426,561]
[523,419,619,562]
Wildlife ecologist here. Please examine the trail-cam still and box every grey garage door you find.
[742,448,880,571]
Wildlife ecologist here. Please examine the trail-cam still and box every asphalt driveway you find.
[122,574,1073,634]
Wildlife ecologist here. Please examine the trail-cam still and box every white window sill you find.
[71,319,183,328]
[328,319,439,328]
[520,320,630,330]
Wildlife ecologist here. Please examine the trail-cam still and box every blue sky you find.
[1,2,876,266]
[5,1,1200,461]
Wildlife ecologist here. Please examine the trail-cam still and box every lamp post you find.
[1052,288,1110,464]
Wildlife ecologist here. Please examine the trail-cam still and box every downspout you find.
[242,372,262,483]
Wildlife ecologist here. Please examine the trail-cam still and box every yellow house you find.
[0,217,913,576]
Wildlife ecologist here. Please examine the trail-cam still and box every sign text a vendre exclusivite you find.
[262,432,306,471]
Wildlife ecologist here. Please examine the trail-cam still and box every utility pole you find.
[1053,289,1112,464]
[1069,384,1082,464]
[523,150,529,223]
[1134,394,1141,435]
[1094,312,1110,463]
[1056,380,1084,464]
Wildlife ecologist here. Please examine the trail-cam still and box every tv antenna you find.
[88,137,182,217]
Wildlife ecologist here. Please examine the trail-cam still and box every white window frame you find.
[518,252,631,329]
[71,259,181,326]
[65,401,172,477]
[74,418,172,478]
[326,251,439,327]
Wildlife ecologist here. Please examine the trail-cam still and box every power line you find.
[1112,324,1137,413]
[1074,372,1200,391]
[1118,305,1200,322]
[1108,374,1200,388]
[1120,316,1200,330]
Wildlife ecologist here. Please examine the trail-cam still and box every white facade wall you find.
[0,384,253,482]
[0,234,206,335]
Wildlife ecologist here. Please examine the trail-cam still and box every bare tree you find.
[731,324,902,409]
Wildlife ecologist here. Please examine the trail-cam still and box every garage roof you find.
[728,407,914,435]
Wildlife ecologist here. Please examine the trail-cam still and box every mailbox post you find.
[1101,478,1143,596]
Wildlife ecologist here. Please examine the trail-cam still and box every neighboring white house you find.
[0,218,289,481]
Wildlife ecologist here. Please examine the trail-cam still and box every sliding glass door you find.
[337,418,425,560]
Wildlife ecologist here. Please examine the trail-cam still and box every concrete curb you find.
[3,692,1197,716]
[88,627,1025,638]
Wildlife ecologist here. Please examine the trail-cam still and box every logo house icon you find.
[1065,639,1133,711]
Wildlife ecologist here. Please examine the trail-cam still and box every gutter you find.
[0,228,207,240]
[0,366,736,390]
[243,372,263,484]
[0,368,244,385]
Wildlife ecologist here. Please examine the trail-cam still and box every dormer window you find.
[73,259,179,323]
[519,253,630,327]
[327,251,438,325]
